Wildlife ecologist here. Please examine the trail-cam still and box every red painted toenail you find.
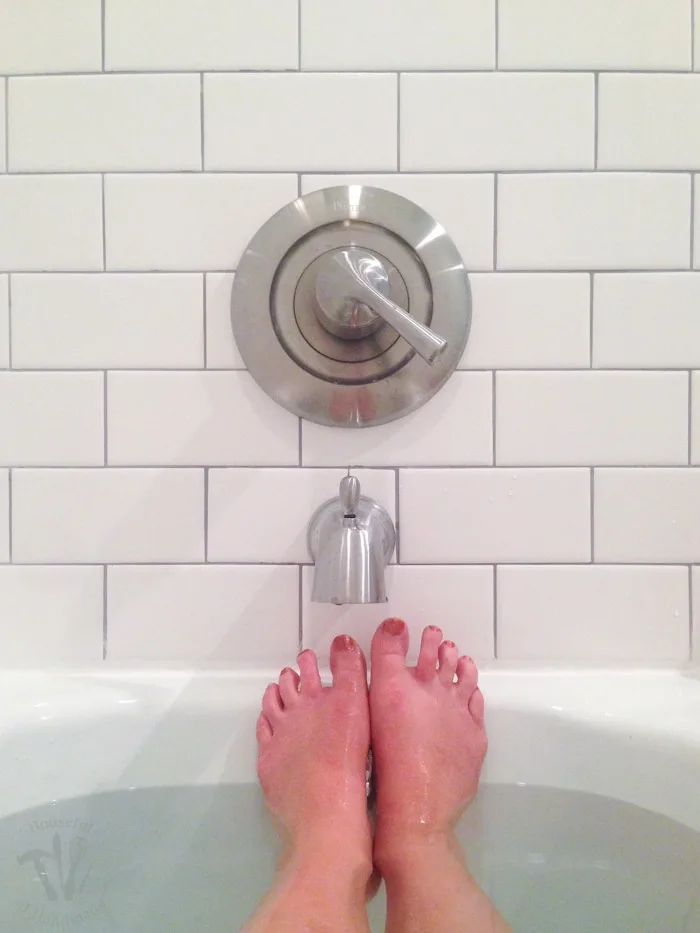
[332,634,356,651]
[382,617,405,635]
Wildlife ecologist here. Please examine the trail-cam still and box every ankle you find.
[283,816,373,875]
[374,823,461,878]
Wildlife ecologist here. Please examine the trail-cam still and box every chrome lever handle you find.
[314,248,448,364]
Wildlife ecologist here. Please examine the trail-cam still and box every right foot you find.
[369,618,488,848]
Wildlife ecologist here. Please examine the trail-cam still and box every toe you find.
[415,625,442,681]
[262,683,283,723]
[370,618,409,675]
[297,649,323,697]
[456,655,479,694]
[437,640,458,686]
[256,712,273,744]
[279,667,300,706]
[469,687,485,727]
[330,635,368,693]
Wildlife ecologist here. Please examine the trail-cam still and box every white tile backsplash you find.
[498,173,692,271]
[0,0,102,74]
[205,74,397,172]
[0,175,103,272]
[11,274,204,369]
[0,372,104,466]
[401,73,594,171]
[400,469,591,563]
[9,75,202,173]
[107,371,299,466]
[0,566,103,665]
[107,565,299,667]
[464,274,590,369]
[694,568,700,658]
[12,469,204,564]
[302,565,494,666]
[599,75,700,170]
[593,274,700,368]
[1,2,696,669]
[104,174,298,271]
[595,469,700,563]
[498,0,691,70]
[496,371,689,466]
[301,0,495,71]
[498,566,690,663]
[301,372,492,467]
[208,469,395,563]
[104,0,298,71]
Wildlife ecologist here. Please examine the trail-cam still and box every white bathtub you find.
[1,669,699,932]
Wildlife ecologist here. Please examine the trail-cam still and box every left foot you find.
[256,636,373,874]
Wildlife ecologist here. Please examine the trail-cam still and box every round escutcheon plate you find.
[231,186,471,428]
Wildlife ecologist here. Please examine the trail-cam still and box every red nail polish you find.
[382,617,405,636]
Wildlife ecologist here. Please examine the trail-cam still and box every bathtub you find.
[1,669,699,932]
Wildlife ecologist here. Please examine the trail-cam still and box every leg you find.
[370,619,512,933]
[242,636,373,933]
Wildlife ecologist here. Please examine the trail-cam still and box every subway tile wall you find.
[0,0,698,668]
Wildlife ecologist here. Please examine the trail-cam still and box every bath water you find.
[0,784,698,932]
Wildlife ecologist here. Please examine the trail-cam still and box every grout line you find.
[491,371,497,464]
[594,73,599,169]
[7,469,12,563]
[6,275,11,370]
[689,370,693,465]
[396,74,401,171]
[494,0,499,69]
[492,174,498,270]
[589,272,594,367]
[1,559,696,568]
[101,0,106,70]
[103,372,108,464]
[297,0,302,70]
[4,77,8,171]
[5,463,699,472]
[693,0,696,72]
[202,274,207,367]
[102,565,108,661]
[493,565,498,659]
[297,173,301,197]
[8,67,700,77]
[200,74,205,170]
[298,565,303,653]
[394,467,400,563]
[5,168,700,178]
[590,467,595,562]
[690,173,696,269]
[690,565,695,660]
[204,467,209,562]
[100,175,106,269]
[298,419,303,465]
[3,366,700,375]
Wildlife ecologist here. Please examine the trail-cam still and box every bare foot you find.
[369,618,487,843]
[256,635,372,872]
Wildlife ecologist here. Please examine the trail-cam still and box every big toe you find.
[370,618,409,676]
[330,635,368,693]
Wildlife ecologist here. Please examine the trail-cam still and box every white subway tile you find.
[0,0,101,74]
[401,73,594,171]
[497,372,688,466]
[0,83,5,172]
[599,75,700,170]
[401,469,591,563]
[0,372,103,466]
[499,0,691,70]
[498,566,690,663]
[692,372,699,464]
[697,0,700,72]
[0,470,7,562]
[9,75,201,173]
[0,175,103,272]
[464,273,590,369]
[301,0,495,70]
[595,469,700,562]
[208,468,395,563]
[694,568,700,658]
[206,273,244,369]
[11,273,204,369]
[205,74,396,172]
[105,174,297,272]
[0,567,103,666]
[105,0,297,71]
[302,565,494,667]
[498,173,691,271]
[302,373,492,467]
[107,371,298,466]
[12,469,204,563]
[593,274,700,368]
[107,565,299,668]
[0,276,8,368]
[695,176,700,268]
[302,174,494,271]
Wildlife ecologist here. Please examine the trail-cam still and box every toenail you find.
[332,634,356,651]
[427,625,441,633]
[382,618,405,636]
[444,640,456,649]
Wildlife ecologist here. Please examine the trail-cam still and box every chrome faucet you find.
[308,474,396,605]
